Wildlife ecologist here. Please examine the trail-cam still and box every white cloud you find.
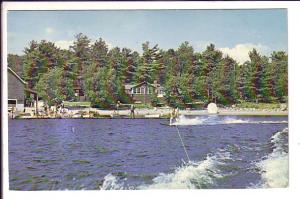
[219,43,269,64]
[194,41,213,52]
[106,42,113,50]
[54,40,74,50]
[45,27,55,34]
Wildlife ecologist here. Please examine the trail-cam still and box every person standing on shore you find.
[130,104,135,118]
[116,101,121,115]
[11,106,16,119]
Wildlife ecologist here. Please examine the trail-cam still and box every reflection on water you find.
[8,116,288,190]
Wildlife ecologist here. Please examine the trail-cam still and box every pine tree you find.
[23,40,62,89]
[17,36,288,107]
[136,42,161,83]
[60,50,77,101]
[7,54,24,77]
[162,49,179,107]
[70,33,92,100]
[201,44,223,102]
[247,49,271,102]
[123,50,140,84]
[214,56,239,104]
[176,41,197,105]
[270,51,288,102]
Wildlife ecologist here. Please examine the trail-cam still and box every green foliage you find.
[63,101,91,107]
[23,40,63,89]
[132,103,153,109]
[236,101,282,110]
[201,44,223,102]
[150,93,159,107]
[193,76,208,103]
[14,34,288,108]
[92,67,113,108]
[35,67,65,106]
[135,42,163,84]
[162,42,197,107]
[215,56,239,104]
[8,54,24,76]
[270,51,288,102]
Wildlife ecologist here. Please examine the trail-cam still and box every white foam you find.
[256,128,289,188]
[171,115,205,126]
[223,118,250,124]
[140,152,231,189]
[99,173,125,190]
[100,151,231,190]
[271,128,288,146]
[99,127,289,190]
[258,154,288,188]
[259,121,288,124]
[171,115,287,126]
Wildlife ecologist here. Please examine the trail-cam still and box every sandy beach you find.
[85,107,288,116]
[11,107,288,119]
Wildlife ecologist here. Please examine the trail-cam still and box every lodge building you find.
[125,81,165,104]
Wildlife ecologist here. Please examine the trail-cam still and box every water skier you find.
[170,107,179,125]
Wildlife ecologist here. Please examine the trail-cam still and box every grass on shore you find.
[235,102,284,110]
[62,100,286,111]
[63,101,91,107]
[132,103,154,109]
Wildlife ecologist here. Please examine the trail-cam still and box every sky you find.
[7,9,287,63]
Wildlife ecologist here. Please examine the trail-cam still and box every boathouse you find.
[7,67,38,113]
[124,81,165,104]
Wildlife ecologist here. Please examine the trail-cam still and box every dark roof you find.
[7,67,28,85]
[8,67,38,94]
[125,81,163,89]
[124,84,135,90]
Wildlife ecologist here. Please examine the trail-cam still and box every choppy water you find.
[8,115,288,190]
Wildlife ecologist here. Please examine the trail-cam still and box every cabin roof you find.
[125,81,164,90]
[124,84,136,90]
[7,67,28,85]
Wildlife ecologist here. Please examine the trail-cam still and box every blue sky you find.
[7,9,287,63]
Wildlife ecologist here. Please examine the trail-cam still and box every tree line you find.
[8,33,288,108]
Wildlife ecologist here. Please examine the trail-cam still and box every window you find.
[136,87,141,94]
[134,87,141,94]
[141,87,145,94]
[8,99,17,105]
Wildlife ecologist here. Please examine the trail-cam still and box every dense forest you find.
[8,33,288,108]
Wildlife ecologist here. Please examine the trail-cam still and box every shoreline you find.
[10,108,288,119]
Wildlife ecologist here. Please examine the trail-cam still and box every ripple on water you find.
[9,118,288,190]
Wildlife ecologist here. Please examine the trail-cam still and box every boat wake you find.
[253,128,289,188]
[171,115,287,126]
[100,173,126,190]
[100,150,233,190]
[99,127,289,190]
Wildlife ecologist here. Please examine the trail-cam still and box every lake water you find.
[8,115,288,190]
